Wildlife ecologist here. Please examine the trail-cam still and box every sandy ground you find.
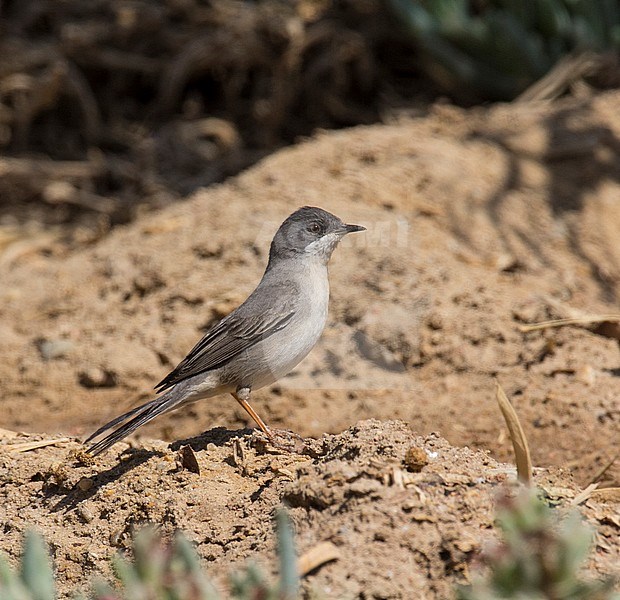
[1,91,619,598]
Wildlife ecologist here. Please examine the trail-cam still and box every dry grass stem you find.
[588,453,619,486]
[518,315,620,333]
[495,381,533,484]
[571,482,600,506]
[298,541,341,577]
[516,52,604,103]
[3,437,71,452]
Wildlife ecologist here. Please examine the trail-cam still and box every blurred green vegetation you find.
[2,490,617,599]
[387,0,620,100]
[0,510,298,600]
[458,487,619,600]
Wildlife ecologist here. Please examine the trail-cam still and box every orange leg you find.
[232,388,272,437]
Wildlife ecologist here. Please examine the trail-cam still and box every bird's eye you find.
[308,222,321,234]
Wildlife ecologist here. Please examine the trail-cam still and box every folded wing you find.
[155,279,298,392]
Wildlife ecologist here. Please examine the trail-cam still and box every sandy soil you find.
[1,421,618,599]
[1,91,619,598]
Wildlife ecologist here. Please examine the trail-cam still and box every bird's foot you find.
[253,427,305,454]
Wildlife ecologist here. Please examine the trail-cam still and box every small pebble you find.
[404,446,429,472]
[77,506,95,523]
[76,477,94,492]
[179,445,201,474]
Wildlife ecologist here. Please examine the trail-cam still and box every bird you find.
[85,206,365,455]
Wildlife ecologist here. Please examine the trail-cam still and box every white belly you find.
[246,262,329,389]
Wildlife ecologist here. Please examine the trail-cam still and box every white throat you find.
[304,232,342,264]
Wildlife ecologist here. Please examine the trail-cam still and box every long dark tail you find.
[85,390,183,456]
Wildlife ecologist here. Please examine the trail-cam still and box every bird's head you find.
[268,206,365,265]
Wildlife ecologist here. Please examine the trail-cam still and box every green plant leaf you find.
[20,532,55,600]
[276,509,298,600]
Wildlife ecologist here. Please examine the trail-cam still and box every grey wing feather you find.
[155,279,298,392]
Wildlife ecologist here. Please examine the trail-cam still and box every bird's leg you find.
[232,388,272,437]
[232,388,305,453]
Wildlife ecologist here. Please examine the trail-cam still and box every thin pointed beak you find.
[344,223,366,234]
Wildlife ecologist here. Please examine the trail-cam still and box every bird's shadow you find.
[47,427,253,513]
[169,426,254,452]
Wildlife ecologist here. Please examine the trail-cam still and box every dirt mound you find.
[1,420,618,599]
[1,91,619,485]
[1,90,620,597]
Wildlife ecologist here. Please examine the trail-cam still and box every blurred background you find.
[1,0,620,241]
